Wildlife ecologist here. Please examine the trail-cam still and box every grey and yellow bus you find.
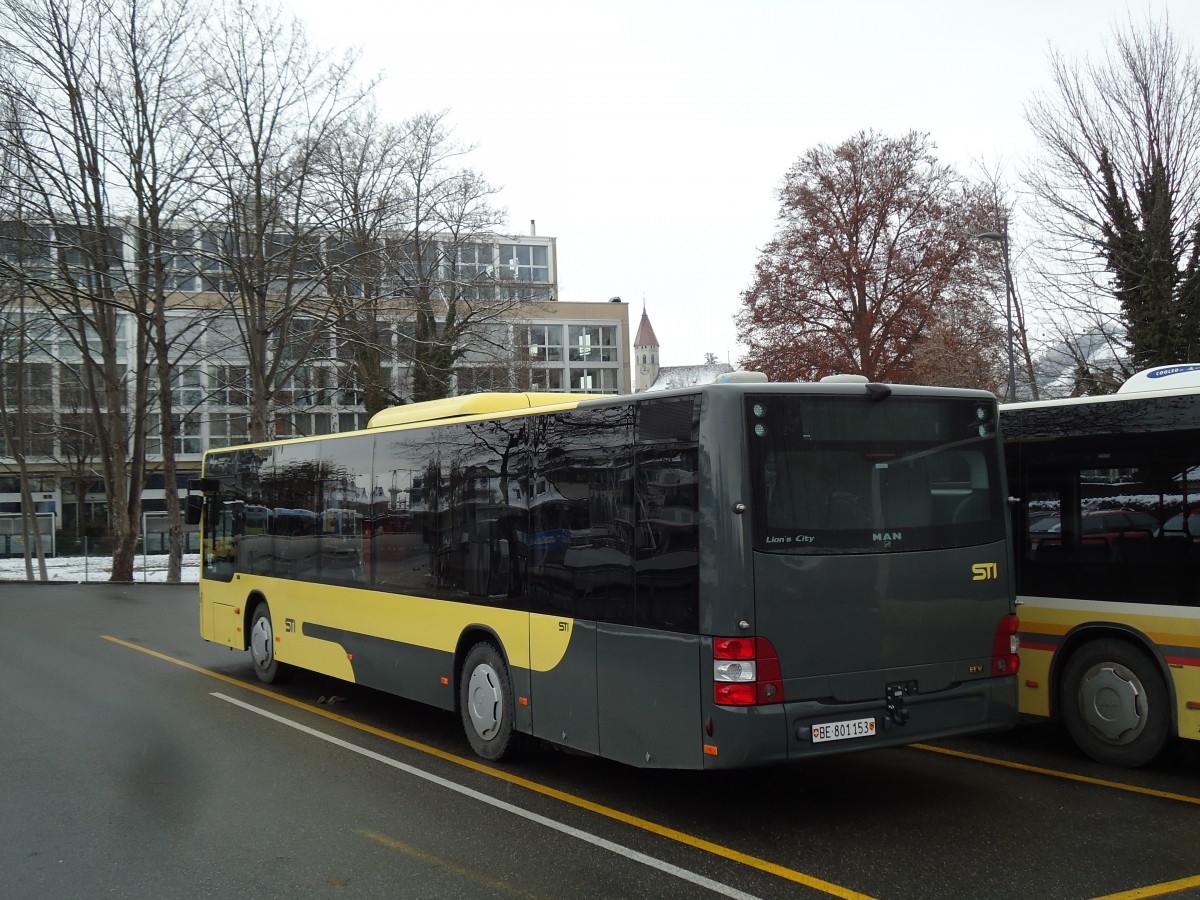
[191,376,1019,769]
[1002,364,1200,767]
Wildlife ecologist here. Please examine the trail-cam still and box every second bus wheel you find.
[459,642,519,761]
[249,601,292,685]
[1059,638,1170,768]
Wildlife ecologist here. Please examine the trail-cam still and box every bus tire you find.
[249,601,292,685]
[1059,638,1169,768]
[460,642,518,761]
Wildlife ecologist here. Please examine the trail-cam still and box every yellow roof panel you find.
[367,392,605,429]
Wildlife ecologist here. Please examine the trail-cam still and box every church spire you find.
[634,306,659,349]
[633,302,660,392]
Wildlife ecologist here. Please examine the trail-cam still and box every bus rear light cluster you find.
[713,636,784,706]
[992,614,1020,676]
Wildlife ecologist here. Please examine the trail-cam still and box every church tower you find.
[633,302,660,393]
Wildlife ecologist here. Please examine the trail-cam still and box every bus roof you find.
[1003,364,1200,413]
[1116,363,1200,394]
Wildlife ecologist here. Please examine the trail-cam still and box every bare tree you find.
[310,109,412,416]
[381,110,510,403]
[0,294,50,579]
[194,0,366,442]
[0,0,154,581]
[972,164,1041,400]
[1025,13,1200,377]
[314,108,519,407]
[101,0,211,581]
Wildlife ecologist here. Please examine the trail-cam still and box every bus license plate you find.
[812,717,877,743]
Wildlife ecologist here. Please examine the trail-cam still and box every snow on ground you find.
[0,553,200,583]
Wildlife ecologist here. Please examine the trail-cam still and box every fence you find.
[0,533,200,583]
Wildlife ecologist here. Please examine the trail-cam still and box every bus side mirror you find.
[186,479,219,526]
[186,494,204,526]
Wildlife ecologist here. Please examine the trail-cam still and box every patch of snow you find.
[0,553,200,583]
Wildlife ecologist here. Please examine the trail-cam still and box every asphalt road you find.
[2,582,1198,900]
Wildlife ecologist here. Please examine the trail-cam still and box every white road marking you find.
[211,692,762,900]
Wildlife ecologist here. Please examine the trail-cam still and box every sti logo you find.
[971,562,999,581]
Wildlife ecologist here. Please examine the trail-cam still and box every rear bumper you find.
[702,675,1019,769]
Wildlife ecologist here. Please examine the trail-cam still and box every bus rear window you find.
[746,394,1004,553]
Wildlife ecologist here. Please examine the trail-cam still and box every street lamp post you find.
[974,222,1018,401]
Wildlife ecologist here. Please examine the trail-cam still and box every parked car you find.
[1160,509,1200,540]
[1029,509,1158,547]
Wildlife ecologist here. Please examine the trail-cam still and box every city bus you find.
[189,375,1019,769]
[1002,364,1200,767]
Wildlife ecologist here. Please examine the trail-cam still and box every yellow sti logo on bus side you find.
[971,562,999,581]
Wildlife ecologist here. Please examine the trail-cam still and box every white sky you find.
[280,0,1198,369]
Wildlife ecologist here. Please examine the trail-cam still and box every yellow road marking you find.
[911,743,1200,806]
[913,744,1200,900]
[358,828,544,899]
[102,636,874,900]
[1089,874,1200,899]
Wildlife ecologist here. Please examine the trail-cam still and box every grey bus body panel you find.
[689,384,1019,769]
[596,624,702,768]
[529,619,600,754]
[696,388,758,635]
[528,621,703,767]
[754,541,1011,692]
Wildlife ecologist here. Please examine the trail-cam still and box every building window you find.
[213,365,249,406]
[517,367,565,392]
[175,414,204,454]
[336,367,363,406]
[171,368,205,408]
[445,244,497,301]
[457,366,511,394]
[3,361,52,406]
[499,244,549,283]
[568,325,618,363]
[522,324,564,363]
[338,412,367,432]
[209,413,250,448]
[569,368,617,393]
[58,364,85,408]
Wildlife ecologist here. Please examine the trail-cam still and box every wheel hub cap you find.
[1079,664,1145,743]
[466,664,502,740]
[250,616,273,669]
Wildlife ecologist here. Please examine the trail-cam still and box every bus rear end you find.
[700,383,1019,767]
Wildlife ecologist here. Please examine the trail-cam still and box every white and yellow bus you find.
[1002,364,1200,767]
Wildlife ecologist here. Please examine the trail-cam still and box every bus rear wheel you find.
[1059,638,1169,768]
[459,642,518,761]
[249,601,292,685]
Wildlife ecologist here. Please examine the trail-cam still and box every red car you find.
[1028,509,1158,547]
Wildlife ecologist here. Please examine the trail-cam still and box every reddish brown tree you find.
[737,131,1005,388]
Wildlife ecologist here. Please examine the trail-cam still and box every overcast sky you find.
[281,0,1198,369]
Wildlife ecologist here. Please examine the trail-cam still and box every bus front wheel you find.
[249,602,292,685]
[459,642,518,761]
[1059,638,1169,768]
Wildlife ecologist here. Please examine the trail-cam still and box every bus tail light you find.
[714,637,784,706]
[992,614,1020,676]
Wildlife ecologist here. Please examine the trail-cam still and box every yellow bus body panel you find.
[201,574,574,680]
[1018,595,1200,741]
